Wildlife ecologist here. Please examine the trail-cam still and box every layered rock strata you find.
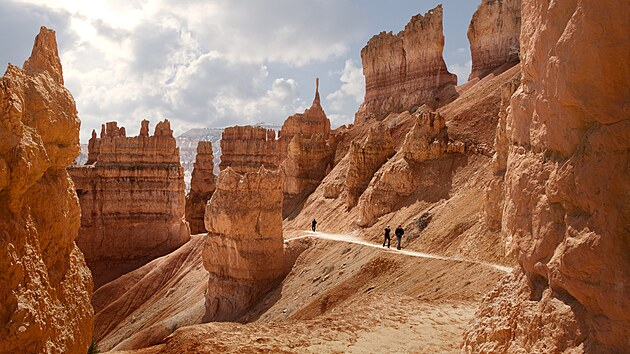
[345,123,395,209]
[281,134,334,218]
[278,78,331,158]
[355,5,458,124]
[464,0,630,352]
[69,119,190,288]
[468,0,522,80]
[219,126,280,173]
[357,112,451,226]
[0,27,93,353]
[185,141,215,234]
[203,167,286,321]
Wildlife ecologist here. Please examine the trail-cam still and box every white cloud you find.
[448,60,472,85]
[325,59,364,111]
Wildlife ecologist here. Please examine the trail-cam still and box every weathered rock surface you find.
[464,0,630,352]
[185,141,215,234]
[203,167,286,321]
[278,78,331,157]
[355,5,458,124]
[282,134,334,218]
[468,0,521,81]
[345,123,395,209]
[69,119,190,289]
[93,235,207,352]
[0,27,93,353]
[219,126,280,173]
[356,111,451,226]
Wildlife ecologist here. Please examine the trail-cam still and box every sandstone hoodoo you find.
[218,125,280,173]
[203,167,286,321]
[0,27,93,353]
[468,0,522,81]
[355,5,458,124]
[185,141,216,234]
[69,119,190,289]
[464,0,630,352]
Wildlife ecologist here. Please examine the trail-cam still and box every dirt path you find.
[287,231,513,273]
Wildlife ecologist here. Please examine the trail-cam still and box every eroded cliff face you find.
[185,141,215,234]
[203,167,286,321]
[0,27,93,353]
[468,0,521,81]
[355,5,458,124]
[464,0,630,352]
[219,126,280,173]
[69,119,190,289]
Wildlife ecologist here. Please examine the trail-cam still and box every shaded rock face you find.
[464,0,630,352]
[468,0,522,81]
[345,123,395,209]
[219,126,280,173]
[69,119,190,289]
[0,27,93,353]
[203,168,285,321]
[355,5,458,124]
[356,112,453,227]
[185,141,215,234]
[281,134,334,218]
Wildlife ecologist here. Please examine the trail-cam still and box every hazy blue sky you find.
[0,1,479,142]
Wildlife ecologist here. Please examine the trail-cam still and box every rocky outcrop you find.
[219,126,280,173]
[356,112,451,226]
[355,5,458,124]
[281,134,334,218]
[185,141,215,234]
[464,1,630,352]
[69,119,190,288]
[468,0,521,81]
[0,27,93,353]
[203,167,286,321]
[345,123,395,209]
[278,78,331,157]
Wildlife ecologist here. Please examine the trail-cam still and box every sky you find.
[0,0,479,143]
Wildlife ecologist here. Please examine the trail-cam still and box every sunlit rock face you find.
[0,27,93,353]
[203,167,286,321]
[69,119,190,289]
[464,0,630,352]
[185,141,216,234]
[354,5,458,125]
[468,0,522,81]
[219,125,280,174]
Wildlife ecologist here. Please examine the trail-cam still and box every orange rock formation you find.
[354,5,458,124]
[219,126,280,173]
[69,119,190,288]
[185,141,215,234]
[203,167,286,321]
[468,0,521,81]
[0,27,93,353]
[464,0,630,352]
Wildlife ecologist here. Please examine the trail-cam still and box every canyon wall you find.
[355,5,458,124]
[468,0,522,81]
[464,0,630,352]
[185,141,215,234]
[203,167,286,321]
[0,27,93,353]
[69,119,190,289]
[219,126,280,173]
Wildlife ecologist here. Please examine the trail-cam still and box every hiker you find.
[383,225,391,248]
[395,224,404,250]
[311,219,317,232]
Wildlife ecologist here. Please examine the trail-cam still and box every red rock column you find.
[185,141,216,234]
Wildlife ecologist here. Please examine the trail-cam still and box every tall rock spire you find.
[23,26,64,85]
[313,77,321,106]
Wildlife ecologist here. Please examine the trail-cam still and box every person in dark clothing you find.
[311,219,317,232]
[395,225,404,250]
[383,225,391,248]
